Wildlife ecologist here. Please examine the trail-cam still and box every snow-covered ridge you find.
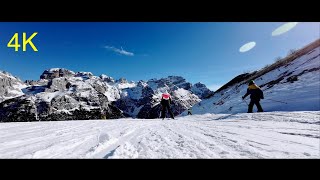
[0,71,18,80]
[186,39,320,115]
[48,68,75,74]
[0,71,26,103]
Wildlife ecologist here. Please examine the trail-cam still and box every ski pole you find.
[243,99,249,106]
[264,99,288,104]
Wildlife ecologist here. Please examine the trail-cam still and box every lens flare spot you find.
[272,22,299,36]
[239,42,256,53]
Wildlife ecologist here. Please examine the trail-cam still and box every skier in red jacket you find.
[160,91,175,120]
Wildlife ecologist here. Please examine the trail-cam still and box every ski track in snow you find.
[0,111,319,159]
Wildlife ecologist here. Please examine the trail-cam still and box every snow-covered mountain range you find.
[0,68,213,121]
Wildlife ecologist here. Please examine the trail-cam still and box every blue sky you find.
[0,22,319,90]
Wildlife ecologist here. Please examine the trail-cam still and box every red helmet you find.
[162,93,170,100]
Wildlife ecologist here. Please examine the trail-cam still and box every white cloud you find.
[105,46,134,56]
[208,84,223,91]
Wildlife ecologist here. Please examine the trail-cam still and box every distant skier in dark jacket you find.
[242,80,264,113]
[187,107,192,115]
[161,91,175,120]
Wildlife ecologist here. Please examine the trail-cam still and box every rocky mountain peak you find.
[40,68,75,80]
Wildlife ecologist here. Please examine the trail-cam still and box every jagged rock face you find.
[45,78,69,92]
[135,86,156,118]
[147,76,192,90]
[117,78,128,84]
[0,71,26,103]
[75,72,93,80]
[25,80,36,86]
[92,82,107,95]
[137,104,159,119]
[25,79,48,86]
[114,97,138,117]
[167,76,193,90]
[100,74,115,83]
[190,82,214,99]
[40,68,75,80]
[0,92,124,122]
[40,92,124,121]
[51,95,78,110]
[0,96,37,122]
[0,69,125,121]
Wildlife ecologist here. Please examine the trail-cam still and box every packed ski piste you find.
[0,23,319,159]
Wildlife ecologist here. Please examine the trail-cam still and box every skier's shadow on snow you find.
[214,114,235,120]
[103,145,121,159]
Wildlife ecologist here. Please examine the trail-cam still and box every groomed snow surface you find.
[0,111,319,159]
